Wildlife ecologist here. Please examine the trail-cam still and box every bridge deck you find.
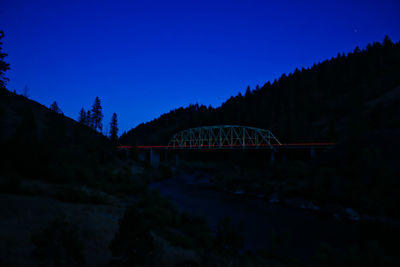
[117,143,335,150]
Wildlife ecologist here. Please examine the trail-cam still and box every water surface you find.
[150,174,360,261]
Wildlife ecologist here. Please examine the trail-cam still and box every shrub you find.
[53,187,109,205]
[214,216,244,254]
[179,212,213,249]
[138,190,180,228]
[101,171,147,196]
[160,165,173,180]
[109,206,155,266]
[31,218,85,267]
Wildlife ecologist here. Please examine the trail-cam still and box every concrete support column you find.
[175,154,179,166]
[270,149,275,162]
[310,146,315,159]
[138,151,145,161]
[150,149,160,168]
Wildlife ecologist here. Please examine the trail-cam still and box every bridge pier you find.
[138,151,145,161]
[270,149,275,162]
[150,148,152,163]
[310,146,315,159]
[149,148,160,168]
[175,153,179,166]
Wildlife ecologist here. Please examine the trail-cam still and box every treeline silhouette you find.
[78,96,104,132]
[120,36,400,146]
[48,96,119,141]
[77,96,119,141]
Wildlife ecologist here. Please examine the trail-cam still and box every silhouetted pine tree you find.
[78,108,87,125]
[109,113,118,142]
[0,30,10,90]
[90,96,103,132]
[49,101,62,114]
[86,110,92,128]
[245,86,251,97]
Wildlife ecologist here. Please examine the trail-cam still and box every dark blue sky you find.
[1,0,399,134]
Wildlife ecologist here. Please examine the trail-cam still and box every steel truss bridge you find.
[168,125,281,148]
[118,125,335,150]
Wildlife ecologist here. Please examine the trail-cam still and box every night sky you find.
[1,0,399,134]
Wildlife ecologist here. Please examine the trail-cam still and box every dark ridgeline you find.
[0,31,115,185]
[0,87,114,183]
[120,36,400,146]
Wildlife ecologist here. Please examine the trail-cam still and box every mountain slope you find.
[0,88,114,183]
[120,36,400,146]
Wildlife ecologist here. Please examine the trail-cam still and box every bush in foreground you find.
[31,218,85,267]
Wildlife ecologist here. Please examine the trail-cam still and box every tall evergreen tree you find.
[0,30,10,90]
[78,108,87,125]
[383,35,393,47]
[90,96,103,132]
[86,110,93,128]
[49,101,62,114]
[245,86,251,97]
[109,113,118,142]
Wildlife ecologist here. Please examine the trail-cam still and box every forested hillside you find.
[0,88,118,184]
[120,36,400,146]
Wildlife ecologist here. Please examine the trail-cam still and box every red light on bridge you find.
[117,142,336,149]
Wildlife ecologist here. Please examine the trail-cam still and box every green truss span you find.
[168,125,281,148]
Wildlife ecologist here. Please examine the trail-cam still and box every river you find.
[150,173,361,262]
